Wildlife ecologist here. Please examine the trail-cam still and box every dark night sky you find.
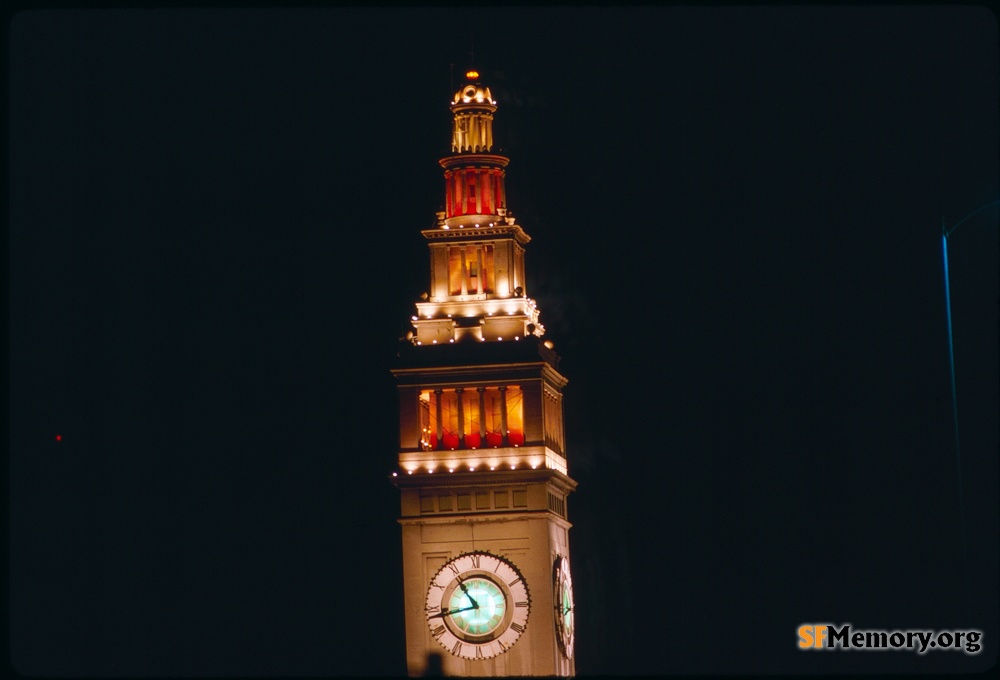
[9,6,999,677]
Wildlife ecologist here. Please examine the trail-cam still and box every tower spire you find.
[405,70,543,346]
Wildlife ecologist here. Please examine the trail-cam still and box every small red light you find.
[55,435,62,442]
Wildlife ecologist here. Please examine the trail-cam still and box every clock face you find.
[553,555,574,659]
[425,552,530,660]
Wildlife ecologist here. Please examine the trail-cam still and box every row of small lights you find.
[413,300,537,318]
[414,336,554,349]
[417,336,520,345]
[391,461,544,477]
[441,222,497,230]
[413,311,522,320]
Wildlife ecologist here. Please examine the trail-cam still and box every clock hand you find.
[456,575,479,609]
[428,604,478,620]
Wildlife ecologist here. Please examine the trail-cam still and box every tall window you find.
[419,386,523,450]
[448,248,464,296]
[447,245,495,296]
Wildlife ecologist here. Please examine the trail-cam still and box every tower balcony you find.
[397,445,568,476]
[411,298,544,345]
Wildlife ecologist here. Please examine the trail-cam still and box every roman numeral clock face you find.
[553,555,574,659]
[425,552,530,660]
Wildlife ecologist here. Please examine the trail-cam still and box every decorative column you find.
[476,248,484,295]
[455,388,465,448]
[498,385,509,447]
[434,389,444,451]
[476,387,487,445]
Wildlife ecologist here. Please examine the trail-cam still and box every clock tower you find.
[391,70,577,677]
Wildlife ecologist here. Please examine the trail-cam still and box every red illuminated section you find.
[55,434,62,442]
[419,386,524,451]
[443,166,507,218]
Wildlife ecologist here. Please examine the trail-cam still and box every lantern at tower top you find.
[450,70,497,153]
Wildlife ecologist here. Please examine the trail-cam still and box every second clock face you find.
[425,551,530,660]
[553,556,575,659]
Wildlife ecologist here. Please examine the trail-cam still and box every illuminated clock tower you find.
[391,70,577,677]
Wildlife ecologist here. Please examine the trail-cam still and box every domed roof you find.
[451,70,495,108]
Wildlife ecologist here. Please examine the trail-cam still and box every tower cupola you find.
[449,71,497,153]
[410,69,543,346]
[439,71,510,229]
